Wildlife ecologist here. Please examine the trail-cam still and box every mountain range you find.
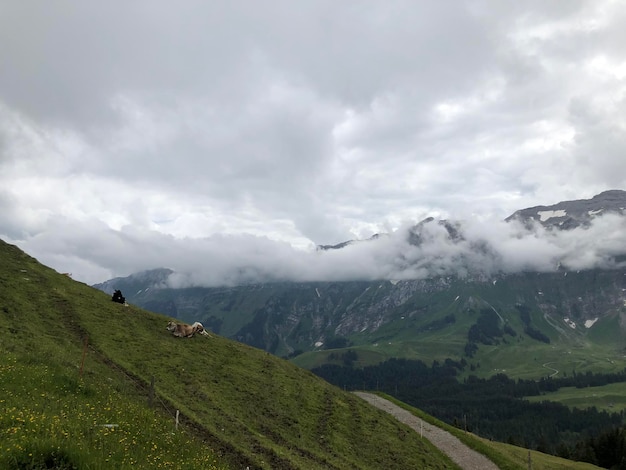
[94,191,626,379]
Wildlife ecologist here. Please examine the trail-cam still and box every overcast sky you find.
[1,1,626,286]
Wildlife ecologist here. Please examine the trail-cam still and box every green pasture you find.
[293,334,626,381]
[526,382,626,414]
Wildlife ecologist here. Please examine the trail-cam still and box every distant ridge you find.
[94,267,173,295]
[505,189,626,229]
[318,190,626,251]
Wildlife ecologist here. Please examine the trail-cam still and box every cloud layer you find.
[1,1,626,284]
[18,211,626,288]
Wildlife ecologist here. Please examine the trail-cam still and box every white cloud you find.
[1,1,626,284]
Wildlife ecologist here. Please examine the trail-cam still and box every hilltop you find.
[0,238,458,469]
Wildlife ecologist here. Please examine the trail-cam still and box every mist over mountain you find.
[158,190,626,288]
[92,191,626,373]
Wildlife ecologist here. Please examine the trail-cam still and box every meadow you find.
[525,382,626,414]
[0,349,224,469]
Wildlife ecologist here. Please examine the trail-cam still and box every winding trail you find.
[354,392,499,470]
[542,361,559,377]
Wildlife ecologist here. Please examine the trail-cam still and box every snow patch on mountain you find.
[564,318,577,329]
[538,210,567,221]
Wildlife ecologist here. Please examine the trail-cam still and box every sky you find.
[1,1,626,286]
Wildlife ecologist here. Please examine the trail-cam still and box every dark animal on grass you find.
[111,290,126,304]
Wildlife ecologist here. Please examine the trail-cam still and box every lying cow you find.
[166,321,210,338]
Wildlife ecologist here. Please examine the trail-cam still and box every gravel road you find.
[354,392,499,470]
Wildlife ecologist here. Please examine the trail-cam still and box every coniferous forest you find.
[312,358,626,467]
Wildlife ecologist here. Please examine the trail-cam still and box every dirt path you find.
[354,392,499,470]
[542,361,559,377]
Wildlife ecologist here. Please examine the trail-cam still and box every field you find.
[0,352,224,469]
[294,325,626,381]
[525,382,626,414]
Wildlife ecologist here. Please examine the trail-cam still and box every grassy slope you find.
[119,269,626,380]
[0,240,458,469]
[1,242,225,469]
[378,393,603,470]
[525,382,626,414]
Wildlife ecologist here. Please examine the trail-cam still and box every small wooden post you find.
[79,336,88,378]
[527,450,532,470]
[175,410,180,430]
[148,376,155,408]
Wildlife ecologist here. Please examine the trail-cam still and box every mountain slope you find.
[93,191,626,379]
[0,239,460,469]
[96,269,626,379]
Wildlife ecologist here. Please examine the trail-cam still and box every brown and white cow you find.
[166,321,210,338]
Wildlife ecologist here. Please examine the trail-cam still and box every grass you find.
[456,339,626,380]
[484,441,602,470]
[525,382,626,414]
[0,243,225,469]
[0,354,223,469]
[0,239,458,469]
[294,334,626,382]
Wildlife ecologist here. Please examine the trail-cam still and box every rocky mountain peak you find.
[505,189,626,229]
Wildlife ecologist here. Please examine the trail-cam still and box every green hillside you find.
[0,239,459,469]
[99,269,626,381]
[293,274,626,379]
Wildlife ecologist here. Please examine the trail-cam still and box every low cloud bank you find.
[8,212,625,287]
[165,213,626,288]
